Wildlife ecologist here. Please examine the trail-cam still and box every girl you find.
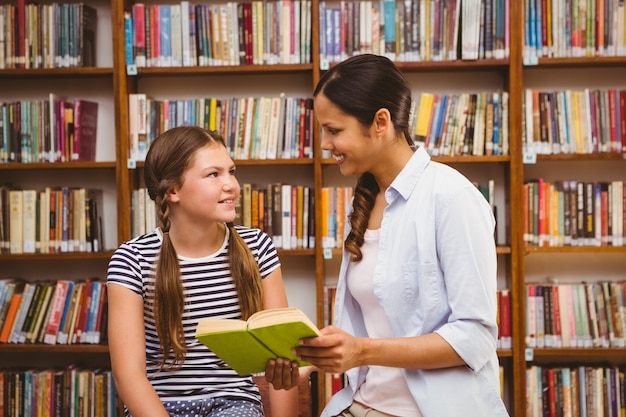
[107,126,299,417]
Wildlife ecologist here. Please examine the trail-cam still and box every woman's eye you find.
[229,169,237,175]
[208,172,218,178]
[326,128,338,135]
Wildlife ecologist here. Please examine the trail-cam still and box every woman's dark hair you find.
[314,54,414,261]
[144,126,263,370]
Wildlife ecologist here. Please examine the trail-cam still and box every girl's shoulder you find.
[231,225,276,254]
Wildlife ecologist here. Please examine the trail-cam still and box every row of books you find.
[320,0,509,63]
[523,0,626,61]
[0,367,117,417]
[125,0,312,68]
[0,96,99,164]
[526,281,626,349]
[526,366,626,417]
[0,278,107,346]
[0,3,97,69]
[320,186,353,249]
[411,91,509,157]
[523,179,625,248]
[523,89,626,155]
[132,183,317,250]
[0,186,104,255]
[128,94,313,162]
[234,183,315,250]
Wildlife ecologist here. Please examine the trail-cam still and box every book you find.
[195,307,320,375]
[72,100,98,162]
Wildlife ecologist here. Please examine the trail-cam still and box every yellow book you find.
[414,93,435,145]
[195,307,320,375]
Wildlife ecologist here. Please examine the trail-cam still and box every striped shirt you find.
[106,225,280,403]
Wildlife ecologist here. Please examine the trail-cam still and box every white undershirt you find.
[346,229,423,417]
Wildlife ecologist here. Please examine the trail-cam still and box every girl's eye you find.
[208,172,218,178]
[327,128,338,135]
[229,169,237,175]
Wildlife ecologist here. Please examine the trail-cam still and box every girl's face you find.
[314,93,378,177]
[169,143,240,225]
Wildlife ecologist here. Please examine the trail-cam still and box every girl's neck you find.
[165,222,226,258]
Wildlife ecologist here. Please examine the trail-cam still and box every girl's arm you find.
[261,268,300,417]
[107,283,169,417]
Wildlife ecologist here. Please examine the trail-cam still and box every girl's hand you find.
[265,358,299,390]
[295,326,364,374]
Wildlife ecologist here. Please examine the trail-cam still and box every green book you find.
[195,307,320,375]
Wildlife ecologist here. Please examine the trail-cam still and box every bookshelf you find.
[2,0,626,415]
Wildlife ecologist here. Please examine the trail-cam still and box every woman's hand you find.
[295,325,364,374]
[265,358,300,390]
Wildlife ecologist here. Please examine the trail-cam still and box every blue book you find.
[160,5,172,66]
[124,12,134,66]
[383,0,396,59]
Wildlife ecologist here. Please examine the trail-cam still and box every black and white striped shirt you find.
[106,225,280,402]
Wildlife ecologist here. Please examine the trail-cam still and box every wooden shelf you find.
[0,67,114,78]
[0,251,115,261]
[0,162,117,170]
[0,344,109,354]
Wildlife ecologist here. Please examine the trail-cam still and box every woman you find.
[107,126,299,417]
[296,54,510,417]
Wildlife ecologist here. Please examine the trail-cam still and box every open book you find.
[195,307,321,375]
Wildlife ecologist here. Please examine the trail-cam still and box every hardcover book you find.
[195,307,320,375]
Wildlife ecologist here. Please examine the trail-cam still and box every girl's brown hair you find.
[144,126,263,370]
[314,54,414,261]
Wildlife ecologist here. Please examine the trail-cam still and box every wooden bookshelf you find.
[2,0,626,415]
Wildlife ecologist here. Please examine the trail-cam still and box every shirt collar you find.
[387,146,431,201]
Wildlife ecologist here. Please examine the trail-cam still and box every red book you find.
[552,285,562,347]
[73,281,93,343]
[618,90,626,152]
[42,280,71,345]
[243,3,253,64]
[608,89,617,152]
[15,0,28,68]
[132,3,146,67]
[72,100,99,162]
[499,289,511,349]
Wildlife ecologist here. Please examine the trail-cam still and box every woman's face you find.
[168,143,240,225]
[314,93,378,177]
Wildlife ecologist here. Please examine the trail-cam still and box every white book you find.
[170,4,182,66]
[266,96,283,160]
[9,190,24,254]
[180,1,191,66]
[240,97,256,160]
[280,0,292,63]
[145,188,157,232]
[22,189,37,253]
[256,97,272,159]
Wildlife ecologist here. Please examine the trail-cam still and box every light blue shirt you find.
[322,147,510,417]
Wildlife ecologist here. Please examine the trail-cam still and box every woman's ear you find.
[373,108,392,135]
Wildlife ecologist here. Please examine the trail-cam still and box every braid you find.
[345,172,379,261]
[153,187,186,370]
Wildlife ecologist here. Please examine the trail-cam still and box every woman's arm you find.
[296,325,464,374]
[261,268,300,417]
[107,283,169,417]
